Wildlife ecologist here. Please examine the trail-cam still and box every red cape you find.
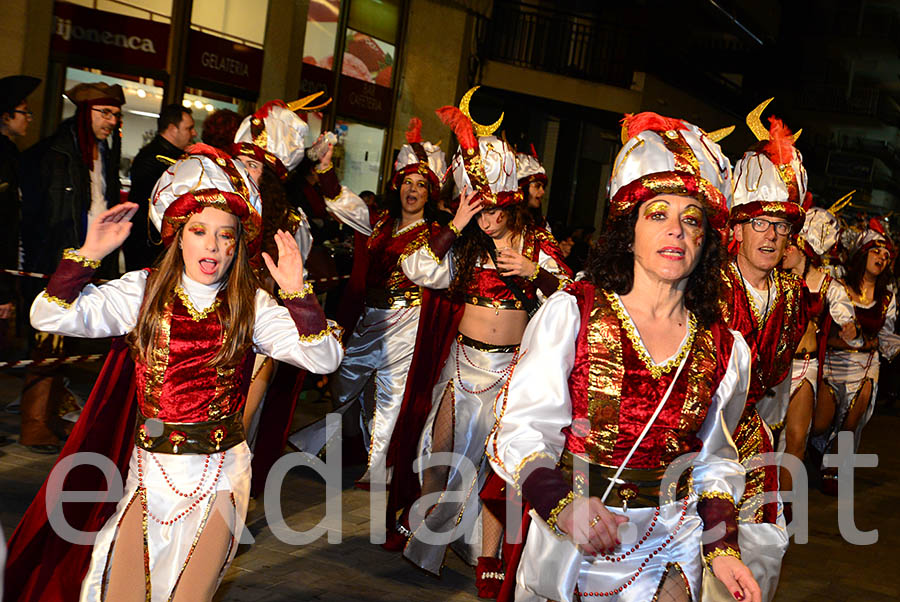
[384,288,464,525]
[5,338,255,602]
[5,337,136,602]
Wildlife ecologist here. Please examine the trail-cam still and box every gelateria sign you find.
[51,2,169,72]
[186,30,264,95]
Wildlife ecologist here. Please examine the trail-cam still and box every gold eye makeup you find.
[643,201,669,217]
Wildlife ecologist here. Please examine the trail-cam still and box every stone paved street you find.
[1,364,899,601]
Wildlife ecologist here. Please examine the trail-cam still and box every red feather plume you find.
[255,100,288,120]
[621,112,687,140]
[802,190,814,210]
[435,106,476,150]
[530,143,539,159]
[764,116,796,166]
[869,217,887,236]
[406,117,423,144]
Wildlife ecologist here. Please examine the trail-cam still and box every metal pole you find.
[164,0,193,106]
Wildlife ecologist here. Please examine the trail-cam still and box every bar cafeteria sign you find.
[186,30,263,92]
[51,2,169,72]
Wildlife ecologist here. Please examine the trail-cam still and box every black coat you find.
[123,134,182,270]
[20,117,121,279]
[0,135,21,303]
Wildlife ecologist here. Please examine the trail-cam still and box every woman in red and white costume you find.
[811,222,899,492]
[773,205,856,501]
[27,146,343,601]
[488,113,760,602]
[397,90,571,589]
[319,118,447,486]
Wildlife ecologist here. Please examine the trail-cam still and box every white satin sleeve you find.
[879,293,900,360]
[29,269,148,338]
[691,330,749,503]
[488,290,579,487]
[293,208,314,261]
[251,290,344,374]
[400,244,454,290]
[324,187,372,235]
[825,279,855,327]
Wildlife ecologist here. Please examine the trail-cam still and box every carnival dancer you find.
[395,88,572,591]
[810,220,899,493]
[488,112,759,602]
[722,100,808,600]
[314,117,446,487]
[767,205,857,507]
[516,146,549,229]
[230,95,331,495]
[7,145,343,602]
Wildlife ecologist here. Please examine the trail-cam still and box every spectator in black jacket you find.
[0,75,40,355]
[18,81,124,453]
[123,104,195,269]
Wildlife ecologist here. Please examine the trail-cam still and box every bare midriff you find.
[795,320,818,355]
[458,303,529,346]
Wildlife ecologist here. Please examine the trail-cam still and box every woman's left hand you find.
[263,230,305,293]
[839,321,858,343]
[710,555,761,602]
[495,247,537,278]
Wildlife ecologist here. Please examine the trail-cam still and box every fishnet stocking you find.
[654,564,691,602]
[171,494,236,602]
[105,495,146,602]
[481,504,503,558]
[421,383,454,497]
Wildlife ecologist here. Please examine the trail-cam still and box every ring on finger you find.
[589,514,603,528]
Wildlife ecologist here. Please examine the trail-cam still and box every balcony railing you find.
[483,1,632,88]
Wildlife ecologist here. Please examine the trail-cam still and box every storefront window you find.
[303,0,341,70]
[342,28,394,87]
[61,0,173,22]
[336,119,384,194]
[62,67,164,186]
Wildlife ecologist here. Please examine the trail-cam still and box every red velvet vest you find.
[804,275,833,324]
[562,281,732,469]
[465,227,569,300]
[855,291,893,343]
[720,264,806,407]
[366,212,434,291]
[134,290,249,422]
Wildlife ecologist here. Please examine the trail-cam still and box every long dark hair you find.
[845,246,893,302]
[448,203,534,297]
[585,208,725,328]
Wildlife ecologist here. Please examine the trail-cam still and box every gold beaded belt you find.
[457,333,520,354]
[560,454,692,509]
[467,294,524,312]
[365,288,422,309]
[135,411,245,455]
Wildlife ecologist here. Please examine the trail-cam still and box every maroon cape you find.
[384,288,464,526]
[5,338,254,602]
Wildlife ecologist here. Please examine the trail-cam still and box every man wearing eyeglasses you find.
[0,75,41,357]
[719,113,810,602]
[17,82,125,453]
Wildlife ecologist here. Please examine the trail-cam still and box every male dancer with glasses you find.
[17,82,125,453]
[719,109,809,602]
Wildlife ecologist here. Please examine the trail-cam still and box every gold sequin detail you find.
[143,300,173,417]
[41,291,73,310]
[174,285,222,321]
[546,490,575,532]
[279,282,315,299]
[585,293,625,460]
[511,450,559,489]
[704,546,742,568]
[607,292,697,380]
[698,490,736,505]
[62,248,101,269]
[298,321,344,344]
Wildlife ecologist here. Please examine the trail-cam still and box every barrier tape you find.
[0,354,105,369]
[0,268,350,285]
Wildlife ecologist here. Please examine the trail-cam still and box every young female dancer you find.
[25,145,343,601]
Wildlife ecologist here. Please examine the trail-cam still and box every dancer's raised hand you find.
[78,202,139,262]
